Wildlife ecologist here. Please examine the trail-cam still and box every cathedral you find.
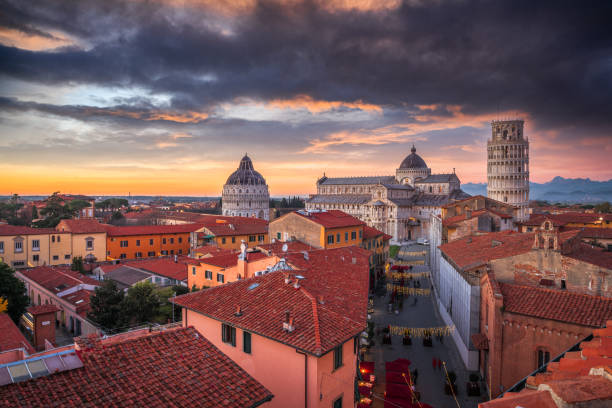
[222,154,270,220]
[305,146,470,240]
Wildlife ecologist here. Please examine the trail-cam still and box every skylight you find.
[247,283,260,290]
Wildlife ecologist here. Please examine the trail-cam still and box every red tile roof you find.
[522,212,612,227]
[0,225,60,236]
[565,243,612,270]
[105,223,202,236]
[256,240,313,255]
[480,322,612,408]
[56,219,108,234]
[0,313,34,354]
[175,246,370,356]
[439,231,534,270]
[0,327,273,407]
[27,305,60,315]
[293,209,365,229]
[579,227,612,239]
[198,251,268,268]
[121,258,189,281]
[362,225,385,240]
[499,282,612,327]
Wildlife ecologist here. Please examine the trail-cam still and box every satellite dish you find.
[282,244,288,252]
[271,238,276,243]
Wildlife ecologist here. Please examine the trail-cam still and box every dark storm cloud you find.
[1,0,611,132]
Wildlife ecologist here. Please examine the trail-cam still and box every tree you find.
[31,205,38,219]
[67,199,91,214]
[0,262,30,323]
[88,280,125,332]
[121,281,160,325]
[595,201,611,213]
[71,256,85,274]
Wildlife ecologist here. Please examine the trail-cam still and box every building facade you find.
[487,120,529,222]
[305,146,470,241]
[222,154,270,221]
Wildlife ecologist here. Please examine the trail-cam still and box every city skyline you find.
[1,0,611,195]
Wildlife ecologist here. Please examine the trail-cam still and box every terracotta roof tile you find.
[0,225,61,236]
[105,223,202,236]
[362,225,385,240]
[56,219,108,234]
[579,227,612,239]
[564,243,612,269]
[439,231,533,270]
[175,246,370,356]
[0,327,273,407]
[0,314,34,354]
[499,283,612,327]
[256,241,312,255]
[293,210,365,229]
[27,305,60,315]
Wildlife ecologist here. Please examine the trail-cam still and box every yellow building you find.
[269,209,364,249]
[0,225,71,268]
[56,219,108,263]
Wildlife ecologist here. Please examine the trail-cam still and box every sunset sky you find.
[1,0,610,196]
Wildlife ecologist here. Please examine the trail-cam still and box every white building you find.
[305,146,470,241]
[221,154,270,220]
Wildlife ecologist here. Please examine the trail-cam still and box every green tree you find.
[67,199,91,214]
[0,262,30,323]
[71,256,85,274]
[121,281,160,325]
[595,201,611,213]
[88,280,125,331]
[31,205,38,219]
[111,211,124,221]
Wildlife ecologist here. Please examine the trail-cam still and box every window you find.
[232,237,236,244]
[57,236,61,242]
[52,235,55,243]
[161,250,168,255]
[222,324,236,346]
[136,240,140,247]
[561,279,566,290]
[33,254,39,262]
[170,238,174,244]
[333,396,343,408]
[359,230,362,239]
[120,240,128,247]
[32,240,40,251]
[336,233,340,243]
[351,231,356,240]
[120,253,127,259]
[249,235,256,242]
[345,232,348,242]
[205,270,213,280]
[178,237,182,243]
[162,238,167,244]
[537,350,550,368]
[243,331,251,354]
[192,267,196,276]
[148,251,155,257]
[178,249,182,254]
[149,239,154,245]
[327,235,334,244]
[135,252,142,258]
[14,241,23,253]
[170,250,174,255]
[86,239,94,250]
[221,237,226,244]
[353,336,358,354]
[0,241,3,253]
[217,273,225,283]
[64,254,71,260]
[333,345,343,370]
[277,232,281,240]
[258,235,264,242]
[53,255,59,261]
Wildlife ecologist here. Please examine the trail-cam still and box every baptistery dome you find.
[222,154,270,220]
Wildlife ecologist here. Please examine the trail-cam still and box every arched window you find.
[37,294,41,305]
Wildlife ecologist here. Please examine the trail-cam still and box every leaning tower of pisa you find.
[487,120,530,221]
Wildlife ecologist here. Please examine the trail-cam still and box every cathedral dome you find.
[399,145,428,169]
[225,154,267,185]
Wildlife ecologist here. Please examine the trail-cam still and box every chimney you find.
[235,305,243,317]
[284,273,292,284]
[293,278,300,289]
[317,295,325,304]
[302,251,309,260]
[283,311,295,332]
[174,254,178,263]
[352,257,357,264]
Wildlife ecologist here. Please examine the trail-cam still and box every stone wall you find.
[269,213,323,248]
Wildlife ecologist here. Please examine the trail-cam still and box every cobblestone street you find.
[362,244,488,408]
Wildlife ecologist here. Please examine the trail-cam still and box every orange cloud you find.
[266,94,383,114]
[0,28,77,51]
[81,107,209,123]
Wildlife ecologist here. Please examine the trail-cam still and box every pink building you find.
[175,245,371,408]
[16,266,100,337]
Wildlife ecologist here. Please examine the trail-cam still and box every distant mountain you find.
[462,177,612,203]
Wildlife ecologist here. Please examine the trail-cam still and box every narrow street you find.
[362,244,488,408]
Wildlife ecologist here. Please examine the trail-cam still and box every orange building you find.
[175,246,371,408]
[105,224,201,260]
[269,210,364,249]
[196,216,269,250]
[189,251,273,289]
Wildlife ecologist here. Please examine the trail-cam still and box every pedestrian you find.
[412,368,419,385]
[432,357,437,370]
[437,359,443,371]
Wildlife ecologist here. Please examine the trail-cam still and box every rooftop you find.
[0,225,61,236]
[56,219,108,234]
[416,173,460,184]
[175,246,370,356]
[479,321,612,408]
[292,209,365,229]
[256,240,313,255]
[564,242,612,270]
[317,175,397,185]
[439,231,534,270]
[198,251,269,269]
[0,326,273,407]
[522,212,612,227]
[362,225,386,240]
[0,314,34,354]
[105,223,202,236]
[499,282,612,327]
